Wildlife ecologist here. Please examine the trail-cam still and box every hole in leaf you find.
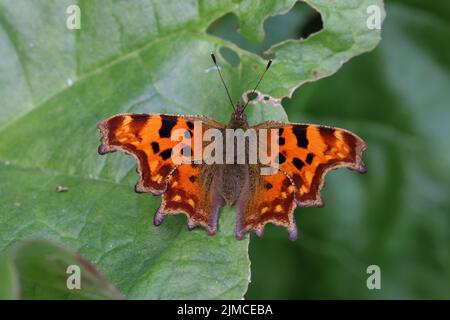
[247,92,258,102]
[207,1,323,56]
[281,97,290,107]
[219,47,240,67]
[299,9,323,39]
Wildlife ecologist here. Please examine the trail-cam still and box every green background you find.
[237,0,450,299]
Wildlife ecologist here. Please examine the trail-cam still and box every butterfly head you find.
[235,101,247,119]
[228,101,248,127]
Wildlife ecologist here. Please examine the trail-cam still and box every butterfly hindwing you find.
[156,163,224,234]
[236,165,298,240]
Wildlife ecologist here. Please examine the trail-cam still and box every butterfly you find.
[97,54,367,240]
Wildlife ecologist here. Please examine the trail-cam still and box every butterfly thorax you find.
[219,102,251,205]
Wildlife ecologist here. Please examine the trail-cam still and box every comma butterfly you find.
[97,54,367,240]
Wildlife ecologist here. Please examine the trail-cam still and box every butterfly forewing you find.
[253,121,367,207]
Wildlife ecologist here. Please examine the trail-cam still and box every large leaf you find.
[0,239,122,299]
[248,1,450,299]
[0,0,383,299]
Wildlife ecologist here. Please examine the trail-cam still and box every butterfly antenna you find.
[210,53,235,111]
[242,59,273,111]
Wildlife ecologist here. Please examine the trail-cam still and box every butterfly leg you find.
[153,207,165,226]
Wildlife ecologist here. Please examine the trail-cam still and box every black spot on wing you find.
[342,131,357,156]
[151,142,160,154]
[130,114,149,122]
[276,153,286,165]
[128,114,149,141]
[160,148,172,160]
[264,182,273,190]
[189,175,197,183]
[319,127,336,144]
[186,121,194,130]
[293,157,305,170]
[159,117,177,138]
[306,153,314,164]
[278,137,285,145]
[318,127,336,154]
[292,126,308,148]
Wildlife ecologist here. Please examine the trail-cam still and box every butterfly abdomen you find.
[218,164,248,205]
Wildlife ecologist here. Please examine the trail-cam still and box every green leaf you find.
[0,0,383,299]
[0,254,19,299]
[248,1,450,299]
[0,239,122,299]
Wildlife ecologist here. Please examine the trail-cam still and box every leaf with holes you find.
[0,0,383,299]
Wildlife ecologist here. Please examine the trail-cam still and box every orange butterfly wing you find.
[156,163,225,234]
[97,113,225,233]
[236,165,298,240]
[237,121,367,240]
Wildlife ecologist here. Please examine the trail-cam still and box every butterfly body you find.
[220,106,250,205]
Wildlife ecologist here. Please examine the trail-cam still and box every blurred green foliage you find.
[242,1,450,299]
